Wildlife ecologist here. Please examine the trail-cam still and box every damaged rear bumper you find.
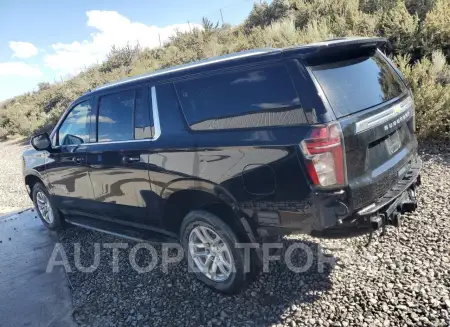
[252,156,422,239]
[312,156,422,238]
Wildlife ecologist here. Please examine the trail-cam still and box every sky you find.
[0,0,259,101]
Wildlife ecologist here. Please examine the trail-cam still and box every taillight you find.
[300,123,346,187]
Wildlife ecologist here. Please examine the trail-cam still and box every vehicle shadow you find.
[57,227,336,327]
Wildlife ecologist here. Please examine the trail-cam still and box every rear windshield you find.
[310,51,406,118]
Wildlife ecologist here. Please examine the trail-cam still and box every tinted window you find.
[98,90,134,142]
[310,51,406,118]
[175,65,306,130]
[134,88,154,139]
[58,101,91,146]
[155,84,183,136]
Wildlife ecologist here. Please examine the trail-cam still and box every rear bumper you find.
[355,156,421,216]
[252,156,422,239]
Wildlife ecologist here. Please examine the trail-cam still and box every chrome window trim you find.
[151,86,161,140]
[354,96,413,134]
[64,86,161,147]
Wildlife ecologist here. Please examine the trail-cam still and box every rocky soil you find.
[1,139,449,327]
[0,138,31,214]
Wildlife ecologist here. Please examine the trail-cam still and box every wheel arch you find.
[162,188,249,242]
[24,172,46,199]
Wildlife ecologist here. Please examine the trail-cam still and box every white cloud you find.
[0,62,42,77]
[45,10,201,74]
[9,41,39,59]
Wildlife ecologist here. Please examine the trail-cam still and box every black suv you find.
[24,37,421,293]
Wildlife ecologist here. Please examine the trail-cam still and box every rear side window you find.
[310,51,406,118]
[98,90,134,142]
[175,65,306,130]
[135,88,154,139]
[97,88,152,142]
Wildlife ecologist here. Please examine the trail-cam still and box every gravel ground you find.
[1,140,449,327]
[0,138,31,214]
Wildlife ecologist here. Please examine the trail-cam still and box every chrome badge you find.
[355,97,413,134]
[384,110,410,131]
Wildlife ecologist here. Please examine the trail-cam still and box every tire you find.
[180,210,251,294]
[32,183,63,231]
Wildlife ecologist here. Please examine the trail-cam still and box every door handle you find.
[123,156,140,164]
[73,156,84,164]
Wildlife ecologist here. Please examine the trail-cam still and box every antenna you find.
[220,9,224,25]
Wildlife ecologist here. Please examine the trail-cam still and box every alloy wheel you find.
[188,226,234,282]
[36,191,54,224]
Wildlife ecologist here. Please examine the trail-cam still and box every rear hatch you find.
[305,39,418,211]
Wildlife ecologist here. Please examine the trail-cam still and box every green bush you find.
[360,0,400,13]
[99,43,141,73]
[377,1,419,57]
[37,82,51,91]
[360,0,435,18]
[405,0,436,19]
[1,0,449,140]
[244,0,291,31]
[421,0,450,59]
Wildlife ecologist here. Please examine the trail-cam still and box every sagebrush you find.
[1,0,449,139]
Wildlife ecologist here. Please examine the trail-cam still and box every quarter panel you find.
[146,128,314,223]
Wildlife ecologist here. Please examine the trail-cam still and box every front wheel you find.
[180,210,251,294]
[32,183,63,231]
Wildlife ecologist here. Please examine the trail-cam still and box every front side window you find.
[175,65,306,130]
[98,90,134,142]
[58,101,91,146]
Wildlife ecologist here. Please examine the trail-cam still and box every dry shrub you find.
[395,51,450,139]
[377,1,420,57]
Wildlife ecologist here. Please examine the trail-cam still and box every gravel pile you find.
[1,139,449,327]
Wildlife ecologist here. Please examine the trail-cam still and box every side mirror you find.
[31,132,51,151]
[63,134,84,146]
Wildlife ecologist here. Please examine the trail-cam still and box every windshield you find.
[310,51,407,118]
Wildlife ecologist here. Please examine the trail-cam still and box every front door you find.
[46,100,95,214]
[85,86,158,226]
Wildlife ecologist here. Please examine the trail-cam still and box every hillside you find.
[1,0,449,140]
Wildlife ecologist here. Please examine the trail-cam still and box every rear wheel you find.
[32,183,63,231]
[180,210,251,294]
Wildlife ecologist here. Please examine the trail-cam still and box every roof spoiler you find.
[282,37,389,59]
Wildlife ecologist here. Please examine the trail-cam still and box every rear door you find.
[306,47,417,210]
[85,86,158,226]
